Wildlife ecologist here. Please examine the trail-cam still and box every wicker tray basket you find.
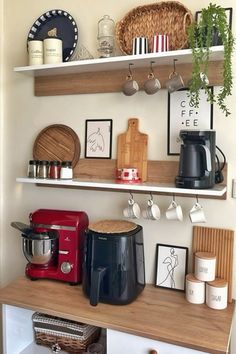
[116,1,193,55]
[32,312,101,353]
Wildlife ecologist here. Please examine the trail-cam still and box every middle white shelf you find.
[16,177,227,197]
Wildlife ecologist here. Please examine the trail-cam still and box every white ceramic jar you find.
[28,40,43,66]
[43,38,63,64]
[206,278,228,310]
[185,273,205,304]
[194,251,216,281]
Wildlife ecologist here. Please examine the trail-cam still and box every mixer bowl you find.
[22,234,58,265]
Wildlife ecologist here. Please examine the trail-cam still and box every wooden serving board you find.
[117,118,148,181]
[33,124,81,168]
[192,226,234,303]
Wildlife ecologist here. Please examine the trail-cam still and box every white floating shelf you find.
[14,46,224,77]
[16,177,227,197]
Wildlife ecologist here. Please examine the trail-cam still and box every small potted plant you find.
[187,3,235,117]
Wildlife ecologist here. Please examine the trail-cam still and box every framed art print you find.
[195,7,233,29]
[167,87,213,155]
[155,244,188,291]
[85,119,112,159]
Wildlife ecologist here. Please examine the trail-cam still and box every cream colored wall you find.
[2,0,236,351]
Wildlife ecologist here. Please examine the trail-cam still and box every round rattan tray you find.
[33,124,81,168]
[116,1,193,55]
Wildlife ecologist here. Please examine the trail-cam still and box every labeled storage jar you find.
[194,251,216,281]
[185,273,205,304]
[43,37,63,64]
[206,278,228,310]
[28,39,43,66]
[60,161,73,179]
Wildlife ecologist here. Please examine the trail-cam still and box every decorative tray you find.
[116,1,193,55]
[27,9,78,62]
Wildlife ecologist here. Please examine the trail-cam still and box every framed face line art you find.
[155,244,188,292]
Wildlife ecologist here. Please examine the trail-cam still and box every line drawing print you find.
[87,128,105,152]
[157,248,179,288]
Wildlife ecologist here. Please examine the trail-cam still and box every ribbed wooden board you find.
[117,118,148,181]
[33,124,81,168]
[192,226,234,303]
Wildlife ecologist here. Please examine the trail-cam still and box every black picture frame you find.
[85,119,113,159]
[167,87,213,155]
[155,244,188,292]
[195,7,233,30]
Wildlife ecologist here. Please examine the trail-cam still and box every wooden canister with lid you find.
[186,273,205,304]
[194,251,216,281]
[206,278,228,310]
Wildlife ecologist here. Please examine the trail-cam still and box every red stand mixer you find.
[11,209,88,284]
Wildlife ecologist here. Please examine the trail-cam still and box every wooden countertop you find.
[0,277,234,354]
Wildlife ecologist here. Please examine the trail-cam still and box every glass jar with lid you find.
[97,15,115,58]
[60,161,73,179]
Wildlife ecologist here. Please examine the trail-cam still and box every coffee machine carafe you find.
[11,209,88,284]
[175,130,216,189]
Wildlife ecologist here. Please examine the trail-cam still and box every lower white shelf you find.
[16,177,227,197]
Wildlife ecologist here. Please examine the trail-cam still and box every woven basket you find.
[116,1,193,55]
[32,313,101,353]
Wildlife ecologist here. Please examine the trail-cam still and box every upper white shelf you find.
[16,177,227,197]
[14,46,224,77]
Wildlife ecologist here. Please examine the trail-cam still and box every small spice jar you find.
[185,273,205,304]
[194,251,216,282]
[27,160,38,178]
[49,161,61,179]
[206,278,228,310]
[38,160,49,179]
[60,161,73,179]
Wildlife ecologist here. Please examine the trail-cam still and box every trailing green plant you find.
[187,3,235,117]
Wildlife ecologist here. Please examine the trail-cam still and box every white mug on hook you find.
[165,199,183,221]
[123,195,140,219]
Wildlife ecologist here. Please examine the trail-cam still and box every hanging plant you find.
[187,3,235,117]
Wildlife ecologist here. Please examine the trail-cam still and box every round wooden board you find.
[88,220,137,234]
[33,124,81,168]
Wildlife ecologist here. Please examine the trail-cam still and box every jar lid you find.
[206,278,228,288]
[50,160,61,166]
[186,273,204,283]
[195,251,216,260]
[39,160,49,165]
[61,161,72,167]
[29,160,37,165]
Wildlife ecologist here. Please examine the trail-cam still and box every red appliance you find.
[27,209,88,284]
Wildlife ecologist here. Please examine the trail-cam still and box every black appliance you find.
[82,221,145,306]
[175,130,216,189]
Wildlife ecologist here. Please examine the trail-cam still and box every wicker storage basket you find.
[32,312,101,353]
[116,1,193,54]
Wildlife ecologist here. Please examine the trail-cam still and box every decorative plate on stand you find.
[27,9,78,62]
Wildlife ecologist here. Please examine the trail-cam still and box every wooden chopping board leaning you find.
[117,118,148,182]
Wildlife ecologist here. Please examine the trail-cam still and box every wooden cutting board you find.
[117,118,148,181]
[192,226,234,303]
[33,124,81,168]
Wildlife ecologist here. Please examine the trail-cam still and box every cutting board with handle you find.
[192,226,234,303]
[117,118,148,181]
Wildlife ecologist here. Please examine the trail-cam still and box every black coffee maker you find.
[82,220,145,306]
[175,130,216,189]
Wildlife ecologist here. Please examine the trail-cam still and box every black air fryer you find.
[82,220,145,306]
[175,130,216,189]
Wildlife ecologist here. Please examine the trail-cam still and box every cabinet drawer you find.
[107,329,209,354]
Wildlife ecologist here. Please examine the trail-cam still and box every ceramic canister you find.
[43,37,63,64]
[28,40,43,66]
[206,278,228,310]
[194,252,216,282]
[185,273,205,304]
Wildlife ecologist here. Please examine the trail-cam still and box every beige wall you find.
[1,0,236,351]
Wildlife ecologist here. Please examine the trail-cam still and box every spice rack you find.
[14,45,224,96]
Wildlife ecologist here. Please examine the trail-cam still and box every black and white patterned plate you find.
[27,9,78,62]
